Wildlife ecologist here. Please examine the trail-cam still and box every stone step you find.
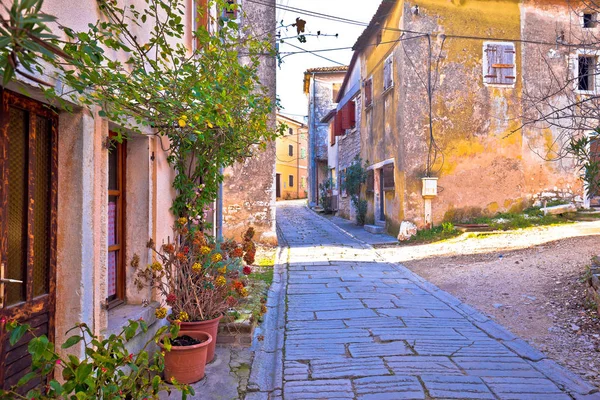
[364,224,385,234]
[375,219,386,227]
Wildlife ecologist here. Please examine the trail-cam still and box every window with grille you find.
[483,42,516,86]
[384,55,394,90]
[289,175,294,187]
[107,135,126,306]
[367,169,374,192]
[383,163,395,191]
[578,55,597,91]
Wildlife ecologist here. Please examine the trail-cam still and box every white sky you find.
[274,0,381,122]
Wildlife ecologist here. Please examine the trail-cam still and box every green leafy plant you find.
[1,0,284,224]
[342,157,368,225]
[568,129,600,201]
[318,178,334,214]
[0,320,193,399]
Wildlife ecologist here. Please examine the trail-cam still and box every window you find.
[288,127,293,135]
[332,83,342,102]
[341,100,356,130]
[364,78,373,107]
[301,148,306,159]
[583,12,597,28]
[367,169,374,192]
[384,55,394,90]
[301,177,306,189]
[330,168,337,189]
[578,55,597,91]
[289,175,294,187]
[288,144,294,156]
[383,163,395,191]
[107,135,126,305]
[223,0,238,19]
[483,42,516,86]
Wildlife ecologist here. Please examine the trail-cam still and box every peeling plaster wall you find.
[358,0,583,234]
[222,0,278,245]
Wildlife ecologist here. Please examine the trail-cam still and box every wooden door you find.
[0,89,58,392]
[276,173,281,198]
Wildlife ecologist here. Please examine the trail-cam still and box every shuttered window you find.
[341,100,356,130]
[483,43,516,86]
[288,144,294,156]
[367,169,374,192]
[383,163,395,191]
[364,78,373,107]
[384,55,394,90]
[223,0,238,19]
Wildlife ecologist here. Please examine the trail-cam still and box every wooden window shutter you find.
[367,169,374,192]
[383,163,395,190]
[384,56,393,90]
[341,100,356,130]
[497,44,516,84]
[334,113,344,137]
[484,44,499,85]
[330,123,335,145]
[364,79,373,107]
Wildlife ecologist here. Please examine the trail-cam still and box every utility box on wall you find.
[422,177,438,198]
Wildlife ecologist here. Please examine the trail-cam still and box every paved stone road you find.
[275,201,599,400]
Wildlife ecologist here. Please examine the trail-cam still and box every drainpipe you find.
[297,125,300,199]
[216,167,223,241]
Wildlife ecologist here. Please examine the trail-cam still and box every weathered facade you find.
[0,0,275,388]
[337,0,595,236]
[275,114,308,200]
[303,66,348,206]
[222,0,277,245]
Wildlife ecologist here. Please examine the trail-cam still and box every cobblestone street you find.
[274,200,599,400]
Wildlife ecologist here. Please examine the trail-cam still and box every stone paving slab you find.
[265,201,600,400]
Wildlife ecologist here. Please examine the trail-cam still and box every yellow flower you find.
[181,115,188,121]
[218,266,227,274]
[215,276,227,287]
[192,263,202,273]
[201,246,211,255]
[178,311,189,321]
[211,253,223,263]
[155,307,167,319]
[240,288,248,298]
[177,217,187,226]
[178,119,187,128]
[150,261,162,272]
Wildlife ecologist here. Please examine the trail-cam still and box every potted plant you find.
[158,330,212,384]
[138,220,255,363]
[0,319,193,399]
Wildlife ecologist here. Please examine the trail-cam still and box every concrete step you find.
[375,219,386,227]
[364,225,385,234]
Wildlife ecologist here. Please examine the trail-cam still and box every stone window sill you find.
[104,301,160,338]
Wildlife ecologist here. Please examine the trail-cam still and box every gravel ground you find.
[377,221,600,388]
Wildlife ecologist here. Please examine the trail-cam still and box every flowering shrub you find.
[136,223,256,322]
[0,319,192,399]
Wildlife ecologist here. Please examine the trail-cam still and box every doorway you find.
[378,168,385,222]
[0,90,58,391]
[276,173,281,198]
[591,138,600,207]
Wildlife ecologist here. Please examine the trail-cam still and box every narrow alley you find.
[274,200,597,400]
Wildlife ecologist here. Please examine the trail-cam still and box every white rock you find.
[398,221,418,241]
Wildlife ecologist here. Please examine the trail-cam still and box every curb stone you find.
[246,241,287,398]
[314,211,599,397]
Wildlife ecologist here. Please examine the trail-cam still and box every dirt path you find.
[377,221,600,388]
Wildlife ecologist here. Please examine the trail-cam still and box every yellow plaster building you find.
[335,0,598,237]
[276,114,309,200]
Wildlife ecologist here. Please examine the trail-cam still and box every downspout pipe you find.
[216,167,223,241]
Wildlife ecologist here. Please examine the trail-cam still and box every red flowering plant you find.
[135,220,256,322]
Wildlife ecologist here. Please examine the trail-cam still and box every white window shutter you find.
[484,44,498,84]
[498,44,516,85]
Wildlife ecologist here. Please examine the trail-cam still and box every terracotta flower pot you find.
[175,314,223,363]
[159,330,212,384]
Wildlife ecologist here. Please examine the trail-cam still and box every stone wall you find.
[337,96,362,221]
[222,0,277,245]
[586,257,600,316]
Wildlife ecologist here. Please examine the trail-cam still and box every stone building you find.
[275,114,309,200]
[303,66,348,206]
[335,0,598,237]
[0,0,276,388]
